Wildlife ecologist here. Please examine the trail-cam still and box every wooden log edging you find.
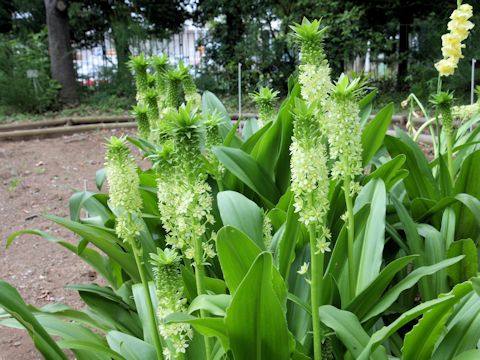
[0,113,436,143]
[0,122,137,140]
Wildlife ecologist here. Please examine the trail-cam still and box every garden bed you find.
[0,129,135,359]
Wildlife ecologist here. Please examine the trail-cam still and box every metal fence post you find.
[471,58,476,104]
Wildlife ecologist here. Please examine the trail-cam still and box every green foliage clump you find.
[0,31,59,113]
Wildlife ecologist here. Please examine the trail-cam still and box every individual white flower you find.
[297,262,310,275]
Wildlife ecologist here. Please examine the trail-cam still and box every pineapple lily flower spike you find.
[128,54,149,104]
[249,86,280,127]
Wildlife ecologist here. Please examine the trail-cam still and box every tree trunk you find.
[44,0,79,106]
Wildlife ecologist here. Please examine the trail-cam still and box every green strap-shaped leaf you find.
[217,191,264,249]
[318,305,387,360]
[402,281,474,360]
[106,331,156,360]
[0,281,68,360]
[361,103,393,165]
[6,229,119,287]
[212,146,281,207]
[277,196,301,280]
[353,179,387,293]
[225,252,291,360]
[45,215,140,281]
[432,290,480,359]
[358,295,456,360]
[385,131,439,201]
[362,256,464,322]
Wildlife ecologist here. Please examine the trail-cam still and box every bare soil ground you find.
[0,129,134,359]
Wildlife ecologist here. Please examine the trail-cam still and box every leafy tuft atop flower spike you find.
[165,66,188,108]
[128,54,149,104]
[290,18,328,64]
[290,17,331,106]
[249,86,279,127]
[161,102,203,142]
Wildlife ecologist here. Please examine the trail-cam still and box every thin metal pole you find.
[471,58,476,104]
[238,63,242,119]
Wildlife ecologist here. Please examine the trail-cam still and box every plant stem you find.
[446,130,455,183]
[216,178,224,192]
[193,235,212,360]
[132,248,165,360]
[343,178,356,300]
[308,224,323,360]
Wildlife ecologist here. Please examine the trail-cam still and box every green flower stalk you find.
[327,74,365,300]
[290,18,330,106]
[105,136,165,360]
[249,87,279,127]
[431,91,455,182]
[133,105,150,139]
[150,248,192,360]
[179,61,201,108]
[128,54,149,105]
[290,99,330,360]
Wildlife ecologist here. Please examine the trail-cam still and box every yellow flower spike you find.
[435,3,474,77]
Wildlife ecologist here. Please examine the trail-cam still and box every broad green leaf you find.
[70,285,142,338]
[318,305,387,360]
[216,226,262,293]
[217,191,264,249]
[6,229,118,287]
[96,167,107,191]
[242,118,260,139]
[353,179,386,293]
[106,330,156,360]
[363,154,407,190]
[225,252,291,360]
[44,215,140,281]
[69,191,113,225]
[447,239,478,284]
[277,196,301,280]
[58,340,125,360]
[212,146,281,206]
[358,295,456,360]
[453,350,480,360]
[132,283,158,347]
[359,89,377,127]
[432,290,480,359]
[165,313,229,350]
[402,281,474,360]
[454,150,480,242]
[0,281,68,360]
[347,255,418,318]
[361,103,393,165]
[362,256,464,322]
[385,131,439,200]
[188,294,231,317]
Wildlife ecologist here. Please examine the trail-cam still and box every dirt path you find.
[0,129,134,359]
